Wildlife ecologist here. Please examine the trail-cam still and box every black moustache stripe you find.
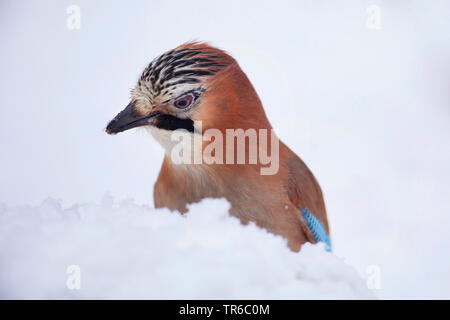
[153,114,195,133]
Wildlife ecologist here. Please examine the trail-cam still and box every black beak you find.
[106,101,159,134]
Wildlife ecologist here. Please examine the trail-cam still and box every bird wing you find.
[285,154,331,249]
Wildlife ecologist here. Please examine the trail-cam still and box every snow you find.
[0,197,372,299]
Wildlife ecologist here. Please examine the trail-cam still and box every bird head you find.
[106,41,271,135]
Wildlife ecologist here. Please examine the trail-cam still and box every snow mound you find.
[0,197,372,299]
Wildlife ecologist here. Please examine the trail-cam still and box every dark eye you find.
[174,94,194,109]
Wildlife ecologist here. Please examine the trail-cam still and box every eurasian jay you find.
[106,42,329,251]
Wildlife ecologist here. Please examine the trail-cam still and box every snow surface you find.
[0,197,372,299]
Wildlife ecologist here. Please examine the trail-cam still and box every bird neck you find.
[198,63,273,132]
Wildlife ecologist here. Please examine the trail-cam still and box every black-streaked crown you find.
[137,42,233,100]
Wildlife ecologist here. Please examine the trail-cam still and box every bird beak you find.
[106,101,159,134]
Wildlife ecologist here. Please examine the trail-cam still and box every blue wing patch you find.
[300,208,332,252]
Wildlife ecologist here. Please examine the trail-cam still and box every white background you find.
[1,0,449,299]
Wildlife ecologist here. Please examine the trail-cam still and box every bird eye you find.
[174,94,194,109]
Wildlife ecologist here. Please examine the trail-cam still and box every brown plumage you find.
[106,42,329,251]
